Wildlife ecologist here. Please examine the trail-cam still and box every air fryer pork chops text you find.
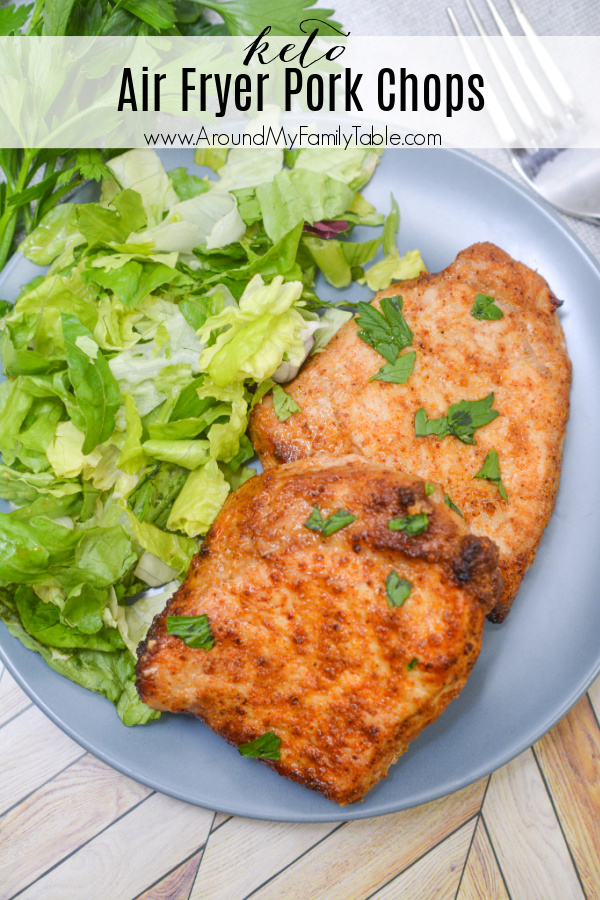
[250,243,571,621]
[137,456,502,804]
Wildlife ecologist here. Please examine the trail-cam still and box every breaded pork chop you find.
[137,455,502,805]
[250,243,571,622]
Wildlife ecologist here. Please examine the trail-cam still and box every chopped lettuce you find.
[256,170,355,243]
[292,148,383,191]
[198,275,307,386]
[208,149,284,192]
[166,458,230,538]
[361,248,427,292]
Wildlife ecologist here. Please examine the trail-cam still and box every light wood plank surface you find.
[534,696,600,899]
[15,792,213,900]
[457,818,510,900]
[369,820,475,900]
[0,754,152,899]
[248,779,486,900]
[0,669,31,728]
[136,851,203,900]
[0,705,84,816]
[5,672,600,900]
[190,817,338,900]
[482,748,585,900]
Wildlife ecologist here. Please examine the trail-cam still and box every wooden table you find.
[1,656,599,900]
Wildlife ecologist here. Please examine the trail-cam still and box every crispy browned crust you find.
[249,243,572,622]
[137,456,502,805]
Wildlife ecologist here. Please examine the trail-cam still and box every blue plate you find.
[1,149,599,822]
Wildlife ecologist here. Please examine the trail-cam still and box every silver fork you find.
[448,0,600,224]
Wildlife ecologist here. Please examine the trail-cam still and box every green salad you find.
[0,147,425,724]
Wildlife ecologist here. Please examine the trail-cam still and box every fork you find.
[448,0,600,223]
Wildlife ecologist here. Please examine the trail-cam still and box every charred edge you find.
[487,598,510,624]
[551,293,564,311]
[453,534,500,583]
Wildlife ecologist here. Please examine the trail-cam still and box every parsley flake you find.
[272,384,302,422]
[166,614,215,650]
[474,448,509,501]
[388,512,429,536]
[415,392,499,445]
[386,571,413,607]
[424,482,435,496]
[356,296,413,364]
[444,494,464,518]
[407,657,418,671]
[369,351,416,384]
[471,293,504,321]
[238,731,281,760]
[303,505,357,537]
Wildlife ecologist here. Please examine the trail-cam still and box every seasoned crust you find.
[137,456,502,805]
[249,242,572,622]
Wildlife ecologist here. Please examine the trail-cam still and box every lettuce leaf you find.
[256,170,354,243]
[120,501,197,576]
[209,149,284,192]
[102,149,179,227]
[0,598,159,725]
[62,314,121,455]
[166,458,229,538]
[198,275,306,386]
[292,148,383,191]
[19,203,83,266]
[128,192,245,253]
[361,248,427,292]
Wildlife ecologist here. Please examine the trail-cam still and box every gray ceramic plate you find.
[1,149,599,823]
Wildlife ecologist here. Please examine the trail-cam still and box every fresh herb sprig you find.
[356,295,415,384]
[471,293,503,321]
[1,0,341,38]
[238,731,281,759]
[0,149,119,273]
[303,505,357,536]
[474,448,508,501]
[388,512,428,535]
[415,392,499,445]
[166,614,215,650]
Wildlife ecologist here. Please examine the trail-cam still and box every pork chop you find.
[136,455,502,805]
[249,243,571,622]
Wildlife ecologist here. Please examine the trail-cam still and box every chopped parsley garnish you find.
[272,384,301,422]
[303,505,357,537]
[444,494,464,518]
[424,482,435,496]
[386,571,413,607]
[369,351,416,384]
[166,614,215,650]
[356,296,415,384]
[238,731,281,760]
[356,296,413,363]
[474,448,509,501]
[471,293,504,321]
[388,512,429,536]
[407,657,418,671]
[414,392,499,445]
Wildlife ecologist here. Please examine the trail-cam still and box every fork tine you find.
[447,6,521,147]
[484,0,557,125]
[506,0,579,115]
[463,0,539,142]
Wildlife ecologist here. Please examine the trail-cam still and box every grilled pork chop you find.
[137,455,502,805]
[250,243,571,622]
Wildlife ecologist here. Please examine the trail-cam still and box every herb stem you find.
[26,0,46,34]
[0,149,36,271]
